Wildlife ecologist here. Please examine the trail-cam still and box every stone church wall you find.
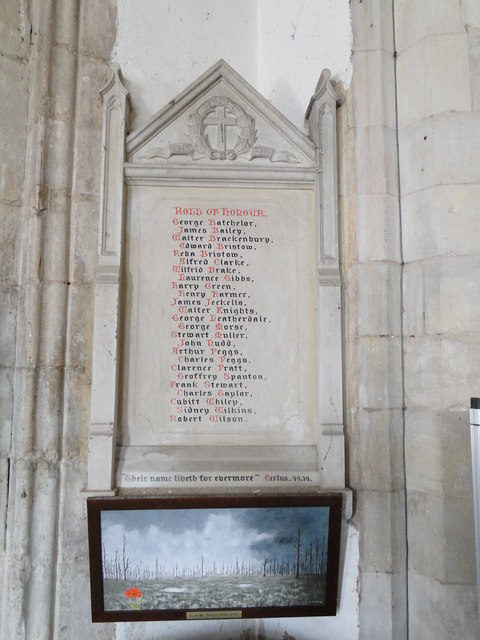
[346,2,480,638]
[0,1,118,638]
[397,1,480,637]
[1,1,479,639]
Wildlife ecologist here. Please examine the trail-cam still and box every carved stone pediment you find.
[126,60,315,171]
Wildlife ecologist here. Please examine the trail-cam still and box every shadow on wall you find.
[114,620,296,640]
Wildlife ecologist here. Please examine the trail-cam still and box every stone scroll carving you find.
[140,95,300,164]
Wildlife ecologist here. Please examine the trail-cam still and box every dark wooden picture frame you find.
[87,494,342,622]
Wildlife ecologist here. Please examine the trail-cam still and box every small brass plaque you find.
[187,610,242,620]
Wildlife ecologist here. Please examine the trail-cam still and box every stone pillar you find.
[0,0,32,631]
[52,0,118,635]
[1,1,117,638]
[1,1,71,636]
[396,1,479,637]
[347,1,406,638]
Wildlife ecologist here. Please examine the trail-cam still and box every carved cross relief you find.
[203,104,237,152]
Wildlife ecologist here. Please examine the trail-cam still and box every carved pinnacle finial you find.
[305,68,338,122]
[100,63,130,100]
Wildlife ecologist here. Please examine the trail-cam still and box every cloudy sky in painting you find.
[101,507,329,574]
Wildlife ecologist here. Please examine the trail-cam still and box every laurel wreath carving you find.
[187,96,257,160]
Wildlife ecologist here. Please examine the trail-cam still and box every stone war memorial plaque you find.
[123,187,316,447]
[88,61,346,493]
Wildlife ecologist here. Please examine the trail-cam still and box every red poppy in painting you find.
[125,587,142,599]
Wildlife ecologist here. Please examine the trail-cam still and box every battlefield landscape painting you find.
[88,496,341,620]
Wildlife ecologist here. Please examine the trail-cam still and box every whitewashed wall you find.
[113,0,352,132]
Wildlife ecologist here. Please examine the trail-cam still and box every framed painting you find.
[87,494,342,622]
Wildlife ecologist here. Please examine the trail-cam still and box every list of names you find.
[169,205,272,427]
